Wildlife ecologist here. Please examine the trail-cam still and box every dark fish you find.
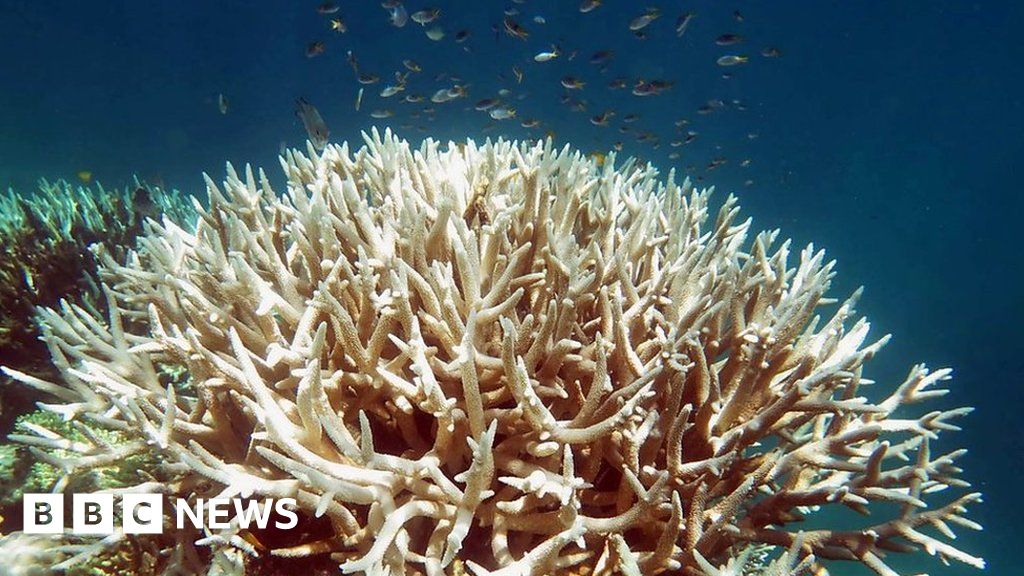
[707,157,727,170]
[475,98,500,111]
[561,76,585,89]
[607,77,627,89]
[296,98,329,150]
[622,113,639,123]
[358,73,381,84]
[761,46,782,57]
[306,41,326,58]
[733,10,744,22]
[503,16,529,39]
[455,29,471,42]
[715,33,743,45]
[317,2,339,14]
[675,13,695,37]
[590,110,614,126]
[589,50,614,65]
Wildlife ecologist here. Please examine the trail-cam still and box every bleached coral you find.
[5,129,983,575]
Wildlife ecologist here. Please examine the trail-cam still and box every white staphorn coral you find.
[6,129,983,575]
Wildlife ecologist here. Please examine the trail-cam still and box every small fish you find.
[358,73,381,84]
[716,54,748,66]
[632,81,659,96]
[455,29,471,42]
[76,170,93,184]
[503,17,529,39]
[306,41,326,57]
[607,77,627,89]
[431,88,453,103]
[411,8,440,25]
[716,33,743,45]
[533,15,546,24]
[670,140,682,147]
[747,132,759,139]
[579,0,601,13]
[629,8,660,31]
[330,18,347,33]
[355,87,364,111]
[403,59,421,72]
[622,113,639,123]
[217,93,229,115]
[733,10,744,22]
[744,179,754,187]
[590,110,614,126]
[613,141,623,151]
[475,98,500,111]
[425,26,445,41]
[561,76,585,89]
[504,7,519,16]
[589,50,613,65]
[668,152,680,160]
[346,50,359,73]
[534,45,560,62]
[381,84,404,97]
[675,12,695,37]
[370,109,394,119]
[707,157,727,171]
[296,97,330,150]
[684,131,698,143]
[521,118,540,128]
[489,106,516,120]
[497,88,511,97]
[512,66,524,84]
[740,159,751,167]
[633,30,648,40]
[404,94,424,103]
[761,46,782,57]
[388,3,408,27]
[317,2,339,14]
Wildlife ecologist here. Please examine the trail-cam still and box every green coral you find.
[0,178,195,436]
[12,409,161,495]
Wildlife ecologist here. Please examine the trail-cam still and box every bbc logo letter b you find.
[24,494,64,534]
[73,493,114,534]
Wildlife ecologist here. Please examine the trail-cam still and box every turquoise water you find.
[1,1,1020,574]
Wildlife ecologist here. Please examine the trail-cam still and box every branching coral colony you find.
[3,129,983,576]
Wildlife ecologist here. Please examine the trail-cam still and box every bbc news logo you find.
[24,494,299,534]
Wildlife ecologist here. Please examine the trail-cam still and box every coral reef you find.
[0,179,194,437]
[4,130,982,575]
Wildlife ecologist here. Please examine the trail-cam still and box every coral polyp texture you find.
[4,130,982,576]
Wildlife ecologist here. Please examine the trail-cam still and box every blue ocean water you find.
[0,1,1020,574]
